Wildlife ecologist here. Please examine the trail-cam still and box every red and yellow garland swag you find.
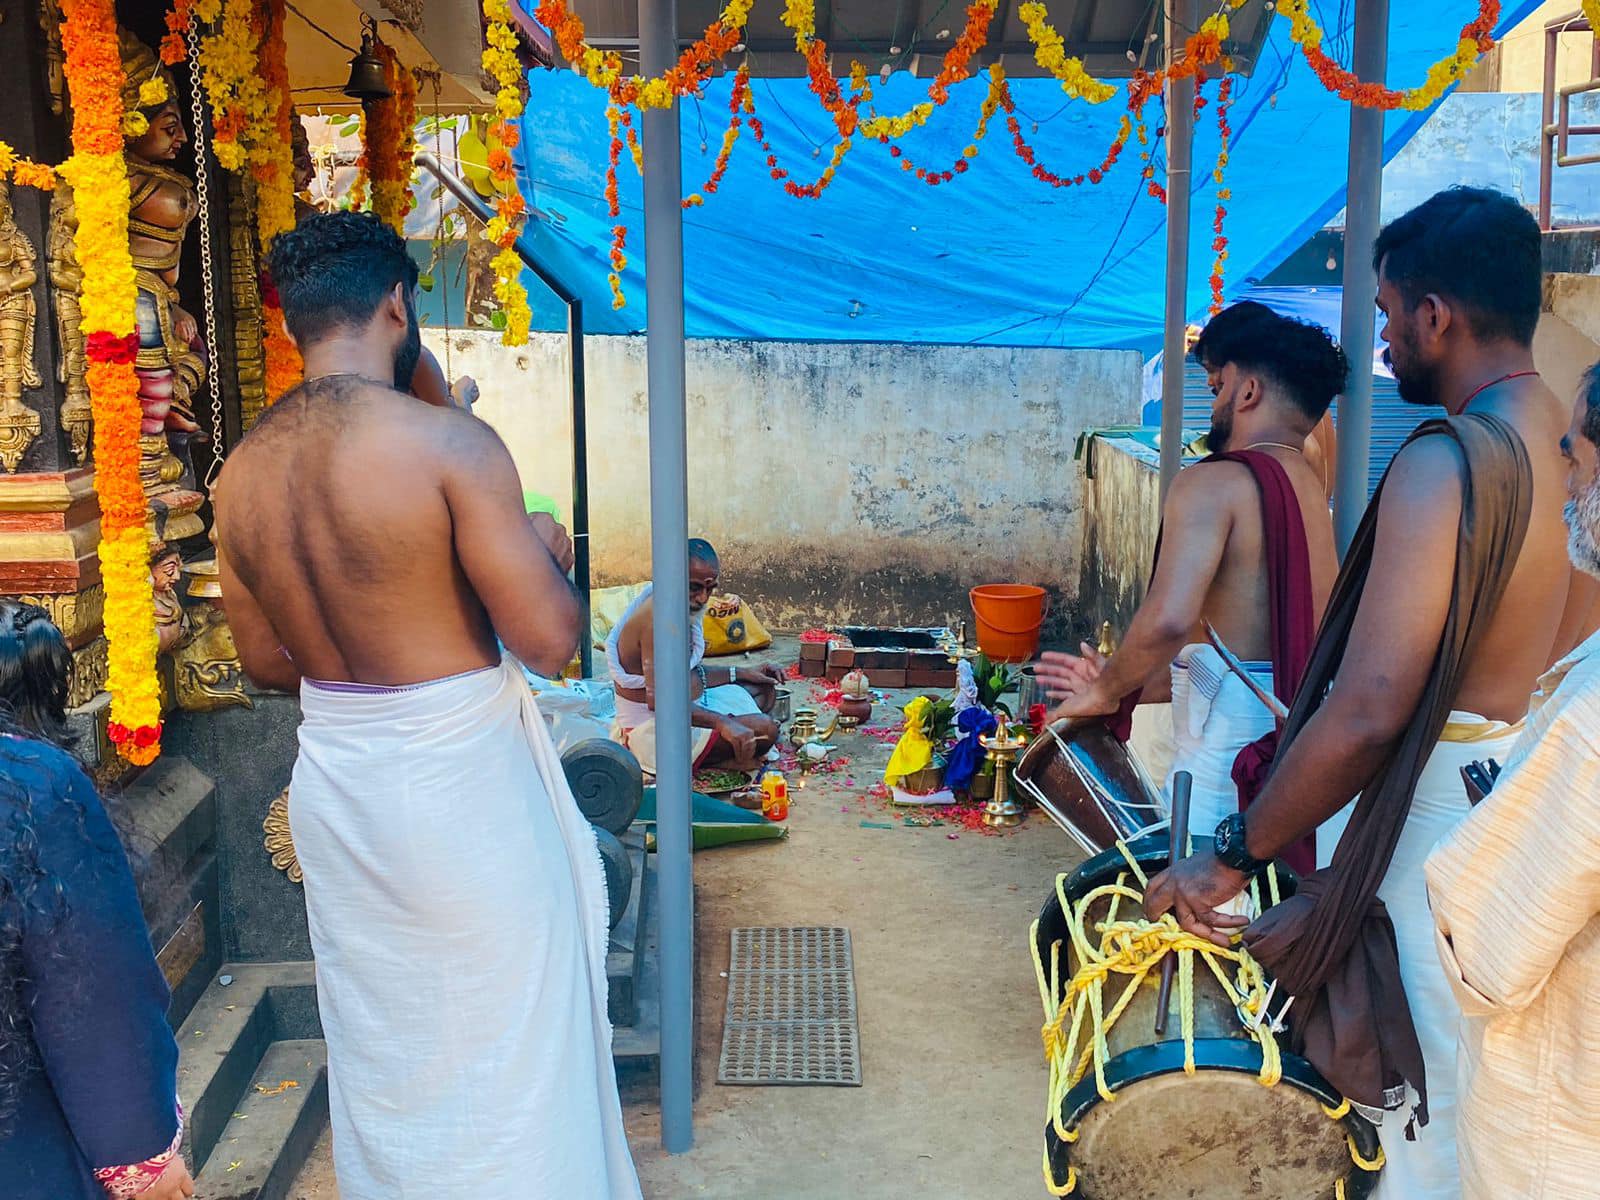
[59,0,164,763]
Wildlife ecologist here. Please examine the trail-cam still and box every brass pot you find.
[969,770,996,801]
[899,759,947,795]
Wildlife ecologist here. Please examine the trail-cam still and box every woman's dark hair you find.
[267,210,419,349]
[0,716,85,1127]
[0,601,73,749]
[1372,186,1541,348]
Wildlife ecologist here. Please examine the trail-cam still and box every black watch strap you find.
[1213,811,1269,874]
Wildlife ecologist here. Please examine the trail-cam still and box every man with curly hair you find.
[212,212,640,1199]
[1035,303,1348,870]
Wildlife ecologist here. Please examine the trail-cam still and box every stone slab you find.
[607,833,650,1027]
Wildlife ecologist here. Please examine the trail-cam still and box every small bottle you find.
[761,770,789,822]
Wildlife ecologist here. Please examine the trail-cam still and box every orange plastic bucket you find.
[969,584,1049,663]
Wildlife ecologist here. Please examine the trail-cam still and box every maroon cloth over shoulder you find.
[1103,450,1317,873]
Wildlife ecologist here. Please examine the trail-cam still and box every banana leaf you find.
[637,788,789,850]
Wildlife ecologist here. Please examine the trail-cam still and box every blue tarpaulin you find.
[514,2,1538,350]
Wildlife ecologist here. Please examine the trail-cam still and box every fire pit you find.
[797,626,958,690]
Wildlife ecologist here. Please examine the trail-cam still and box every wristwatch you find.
[1213,812,1269,874]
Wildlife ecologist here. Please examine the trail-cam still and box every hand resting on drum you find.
[1142,852,1251,948]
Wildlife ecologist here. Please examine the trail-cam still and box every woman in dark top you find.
[0,602,193,1198]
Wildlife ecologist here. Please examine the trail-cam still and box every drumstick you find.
[1203,622,1289,723]
[1154,770,1192,1038]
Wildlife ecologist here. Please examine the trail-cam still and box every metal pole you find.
[1159,0,1199,499]
[1539,19,1558,231]
[569,299,592,679]
[639,0,695,1155]
[1334,0,1388,553]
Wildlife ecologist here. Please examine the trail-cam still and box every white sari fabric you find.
[290,658,641,1200]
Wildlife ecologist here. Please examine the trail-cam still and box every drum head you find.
[1054,1053,1369,1200]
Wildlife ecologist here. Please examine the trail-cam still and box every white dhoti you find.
[611,683,762,776]
[1358,713,1521,1200]
[290,659,642,1200]
[1166,643,1277,843]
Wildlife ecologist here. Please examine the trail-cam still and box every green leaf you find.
[490,310,508,330]
[417,273,435,291]
[339,119,361,136]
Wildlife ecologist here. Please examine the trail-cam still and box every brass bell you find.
[343,21,392,102]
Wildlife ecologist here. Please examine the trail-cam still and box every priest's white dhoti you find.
[290,658,641,1200]
[1166,643,1276,841]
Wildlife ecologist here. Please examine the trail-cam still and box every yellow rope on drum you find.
[1030,840,1287,1196]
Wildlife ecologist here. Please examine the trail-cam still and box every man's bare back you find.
[1197,448,1337,662]
[1451,379,1574,720]
[215,375,578,688]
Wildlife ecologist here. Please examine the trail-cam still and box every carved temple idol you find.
[0,181,43,474]
[47,185,91,464]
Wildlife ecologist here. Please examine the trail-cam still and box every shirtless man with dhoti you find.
[213,212,640,1200]
[1145,187,1576,1200]
[1036,304,1347,873]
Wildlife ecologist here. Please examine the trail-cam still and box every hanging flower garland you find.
[604,104,628,310]
[1280,0,1497,111]
[1007,98,1131,189]
[684,65,752,207]
[196,0,271,172]
[484,0,533,343]
[160,0,215,66]
[0,141,58,190]
[883,66,1008,186]
[1209,77,1233,314]
[255,0,302,402]
[359,42,419,237]
[58,0,163,765]
[1017,2,1117,103]
[855,0,997,141]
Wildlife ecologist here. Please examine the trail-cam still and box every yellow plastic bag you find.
[702,593,772,657]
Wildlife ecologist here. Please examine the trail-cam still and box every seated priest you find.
[607,538,783,775]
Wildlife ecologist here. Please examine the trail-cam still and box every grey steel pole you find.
[1159,0,1199,499]
[639,0,695,1155]
[1334,0,1389,553]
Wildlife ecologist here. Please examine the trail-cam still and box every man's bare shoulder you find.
[1165,458,1255,515]
[1381,428,1467,505]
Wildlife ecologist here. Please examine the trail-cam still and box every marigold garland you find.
[882,65,1007,186]
[253,0,301,402]
[855,0,996,140]
[358,42,419,237]
[1280,0,1497,111]
[484,0,533,343]
[160,0,216,66]
[59,0,162,764]
[197,0,270,172]
[1209,77,1233,314]
[684,65,752,207]
[0,140,58,190]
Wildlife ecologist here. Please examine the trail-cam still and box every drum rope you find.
[1031,845,1319,1197]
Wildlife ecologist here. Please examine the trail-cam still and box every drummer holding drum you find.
[1035,303,1348,872]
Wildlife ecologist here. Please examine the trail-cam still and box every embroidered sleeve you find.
[93,1104,183,1198]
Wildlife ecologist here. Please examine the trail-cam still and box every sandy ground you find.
[289,639,1081,1199]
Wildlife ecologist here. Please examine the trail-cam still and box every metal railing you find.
[1539,10,1600,230]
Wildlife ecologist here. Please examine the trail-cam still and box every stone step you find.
[176,962,319,1169]
[607,831,651,1027]
[191,1040,328,1200]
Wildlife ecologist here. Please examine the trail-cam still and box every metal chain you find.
[187,31,225,487]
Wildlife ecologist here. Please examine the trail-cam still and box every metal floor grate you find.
[717,926,861,1086]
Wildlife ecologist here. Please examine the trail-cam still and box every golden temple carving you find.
[0,182,42,474]
[17,584,106,646]
[68,637,109,709]
[170,554,251,713]
[38,0,68,116]
[48,184,92,465]
[228,174,269,433]
[263,789,302,884]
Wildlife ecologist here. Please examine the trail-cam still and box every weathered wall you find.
[425,331,1142,638]
[1077,435,1162,641]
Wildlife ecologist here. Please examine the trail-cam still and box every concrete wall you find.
[424,330,1142,639]
[1077,436,1163,641]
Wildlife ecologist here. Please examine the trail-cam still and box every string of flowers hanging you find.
[483,0,533,343]
[59,0,164,764]
[359,42,420,237]
[1209,77,1234,314]
[254,0,302,402]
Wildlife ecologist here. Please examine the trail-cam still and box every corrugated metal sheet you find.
[1178,361,1418,501]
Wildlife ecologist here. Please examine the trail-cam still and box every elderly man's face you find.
[1561,389,1600,579]
[688,558,720,614]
